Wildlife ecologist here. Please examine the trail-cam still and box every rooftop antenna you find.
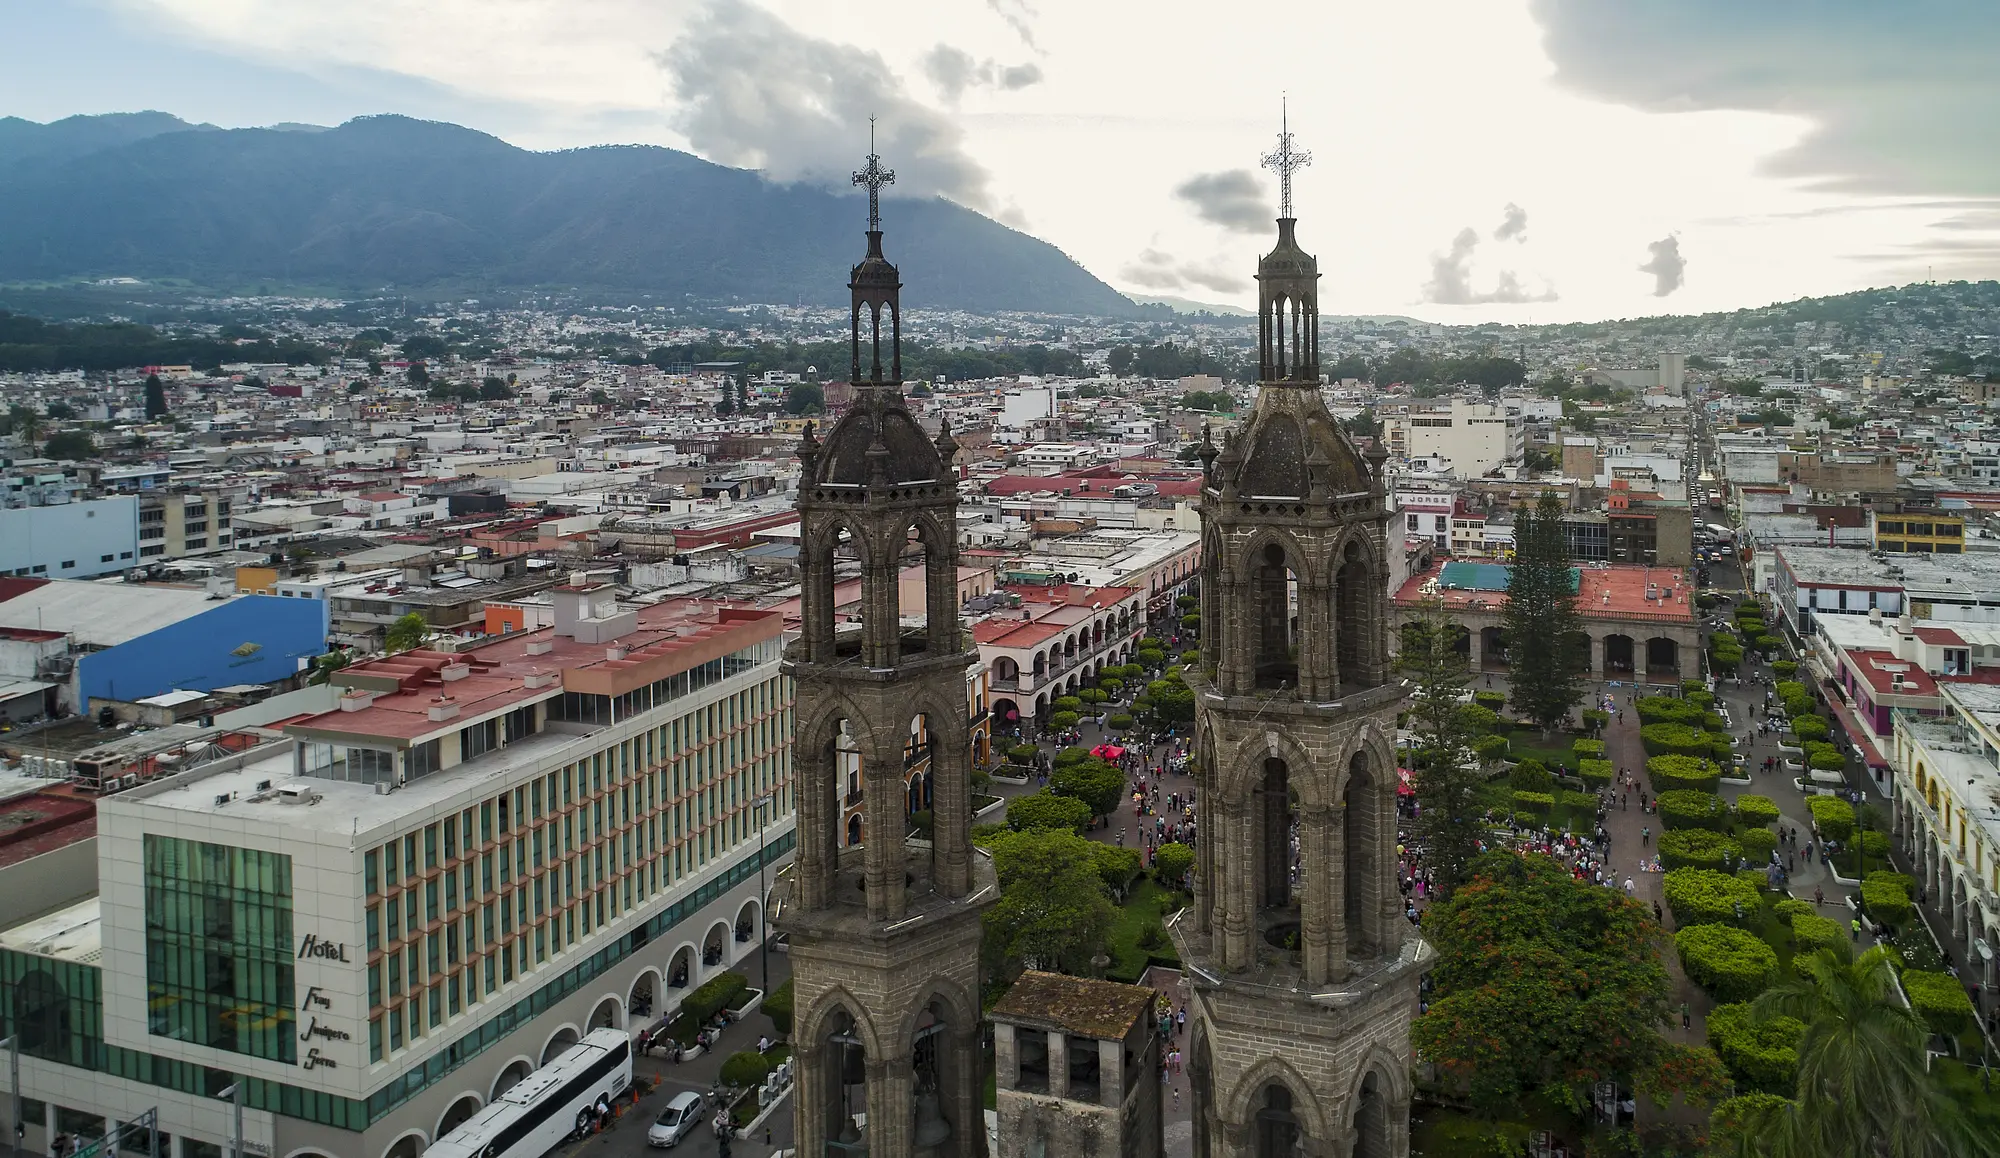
[853,117,895,232]
[1261,94,1312,220]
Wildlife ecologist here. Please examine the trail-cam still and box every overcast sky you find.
[5,0,1997,322]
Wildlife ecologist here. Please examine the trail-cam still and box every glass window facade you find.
[143,835,297,1064]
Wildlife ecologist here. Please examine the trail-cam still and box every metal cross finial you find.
[853,117,895,232]
[1260,96,1311,220]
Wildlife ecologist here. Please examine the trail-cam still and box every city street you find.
[555,953,796,1158]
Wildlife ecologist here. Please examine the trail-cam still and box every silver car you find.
[648,1091,704,1148]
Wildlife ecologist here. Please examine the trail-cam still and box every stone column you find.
[796,739,836,909]
[945,1021,986,1157]
[867,1052,915,1158]
[1302,806,1344,984]
[864,738,909,922]
[1222,802,1255,972]
[795,1042,831,1158]
[1047,1031,1070,1100]
[1372,770,1401,953]
[1301,580,1333,701]
[929,704,972,898]
[927,550,962,655]
[864,557,902,669]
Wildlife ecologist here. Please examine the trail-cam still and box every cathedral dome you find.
[809,397,946,487]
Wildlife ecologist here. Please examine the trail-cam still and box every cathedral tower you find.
[775,136,994,1158]
[1173,112,1430,1158]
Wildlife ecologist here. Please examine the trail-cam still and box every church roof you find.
[805,391,945,487]
[990,970,1155,1040]
[1210,384,1373,499]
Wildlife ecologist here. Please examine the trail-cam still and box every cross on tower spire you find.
[1260,96,1311,220]
[853,117,895,232]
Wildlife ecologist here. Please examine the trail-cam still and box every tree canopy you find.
[1413,852,1673,1117]
[1398,599,1482,900]
[978,829,1119,985]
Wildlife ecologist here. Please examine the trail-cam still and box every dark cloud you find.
[1423,227,1557,304]
[996,63,1043,90]
[1530,0,2000,197]
[1639,235,1686,296]
[921,45,1042,103]
[1120,248,1247,294]
[660,0,990,208]
[1495,202,1528,242]
[1174,170,1271,234]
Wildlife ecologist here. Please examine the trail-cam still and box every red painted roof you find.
[1914,626,1967,646]
[1841,648,1938,698]
[0,578,50,605]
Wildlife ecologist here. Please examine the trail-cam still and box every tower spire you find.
[853,117,895,233]
[1260,95,1312,220]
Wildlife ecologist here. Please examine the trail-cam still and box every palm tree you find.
[384,612,431,654]
[1746,946,1996,1158]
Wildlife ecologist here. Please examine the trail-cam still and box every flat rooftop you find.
[301,600,781,743]
[0,896,102,963]
[1779,545,2000,595]
[1396,562,1695,624]
[131,728,584,835]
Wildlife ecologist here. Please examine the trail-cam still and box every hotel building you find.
[0,585,800,1158]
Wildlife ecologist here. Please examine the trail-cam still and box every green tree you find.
[1504,492,1587,732]
[1741,946,1997,1158]
[1005,791,1090,833]
[4,404,41,450]
[716,388,736,416]
[42,429,95,460]
[1413,853,1674,1118]
[478,376,512,400]
[305,649,351,687]
[1398,599,1481,900]
[1153,841,1193,886]
[384,612,431,654]
[1050,758,1125,818]
[981,830,1118,981]
[784,382,825,414]
[406,360,430,388]
[143,372,170,419]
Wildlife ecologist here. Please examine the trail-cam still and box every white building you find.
[1381,400,1524,475]
[0,593,795,1158]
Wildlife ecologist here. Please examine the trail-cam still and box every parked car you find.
[649,1091,704,1148]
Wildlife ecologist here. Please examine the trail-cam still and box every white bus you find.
[425,1029,632,1158]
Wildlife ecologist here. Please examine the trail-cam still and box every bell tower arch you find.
[1175,109,1430,1158]
[778,133,993,1158]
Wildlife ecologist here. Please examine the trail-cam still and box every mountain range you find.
[0,113,1137,317]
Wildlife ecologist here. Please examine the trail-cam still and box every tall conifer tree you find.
[1505,491,1588,732]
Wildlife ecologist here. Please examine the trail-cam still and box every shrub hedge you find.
[1807,797,1854,842]
[1472,735,1509,762]
[1662,867,1761,926]
[1733,795,1781,827]
[1676,925,1779,1004]
[1902,970,1976,1036]
[1790,913,1843,953]
[1474,691,1507,712]
[1735,828,1777,862]
[1107,714,1135,730]
[1576,759,1614,788]
[763,978,794,1035]
[1648,754,1723,794]
[1509,760,1556,792]
[1513,790,1555,814]
[1659,790,1730,831]
[1860,876,1913,927]
[1771,898,1813,926]
[1572,738,1607,760]
[1637,696,1707,725]
[685,972,751,1026]
[1659,829,1742,872]
[1704,1002,1803,1095]
[1789,715,1830,743]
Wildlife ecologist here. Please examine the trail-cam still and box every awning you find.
[1823,694,1890,770]
[1091,743,1127,760]
[0,678,54,703]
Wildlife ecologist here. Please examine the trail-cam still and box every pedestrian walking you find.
[1680,1001,1691,1029]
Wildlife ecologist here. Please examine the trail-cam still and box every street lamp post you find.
[754,794,775,998]
[217,1081,243,1158]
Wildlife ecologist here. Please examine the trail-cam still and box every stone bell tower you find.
[775,134,995,1158]
[1171,110,1431,1158]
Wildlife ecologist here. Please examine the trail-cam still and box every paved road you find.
[560,953,797,1158]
